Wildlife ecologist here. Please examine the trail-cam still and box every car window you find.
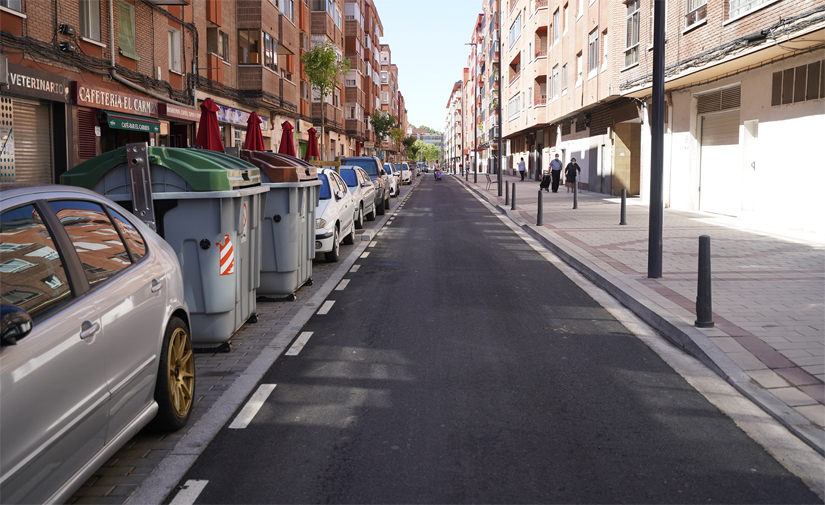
[318,174,331,200]
[331,172,347,194]
[328,172,341,194]
[339,169,358,187]
[343,159,378,176]
[0,204,74,320]
[109,208,146,261]
[357,168,369,184]
[49,200,132,288]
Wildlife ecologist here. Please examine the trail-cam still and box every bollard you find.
[511,183,516,210]
[695,235,714,328]
[620,188,627,225]
[573,181,578,209]
[505,181,510,205]
[537,190,543,226]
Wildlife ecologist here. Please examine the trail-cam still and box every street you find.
[168,176,820,504]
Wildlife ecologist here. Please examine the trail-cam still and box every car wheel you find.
[384,196,390,210]
[354,204,364,229]
[343,220,356,245]
[150,316,194,431]
[376,198,385,215]
[366,204,376,221]
[324,227,340,262]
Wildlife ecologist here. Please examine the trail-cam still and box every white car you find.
[383,163,400,197]
[394,162,412,185]
[315,168,356,262]
[339,165,377,229]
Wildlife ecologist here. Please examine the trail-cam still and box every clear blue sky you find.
[376,0,481,134]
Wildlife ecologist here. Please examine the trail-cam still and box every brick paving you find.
[460,172,824,453]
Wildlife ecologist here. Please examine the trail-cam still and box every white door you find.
[699,110,741,216]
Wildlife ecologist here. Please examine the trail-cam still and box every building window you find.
[117,0,138,60]
[508,94,521,120]
[0,0,21,12]
[562,63,568,91]
[381,71,388,84]
[168,27,181,72]
[283,0,294,21]
[552,64,559,98]
[553,8,560,43]
[685,0,707,28]
[238,29,261,64]
[588,28,599,74]
[602,30,608,70]
[625,0,640,67]
[79,0,101,41]
[576,52,583,84]
[509,13,522,49]
[263,31,278,71]
[728,0,774,20]
[563,3,568,33]
[208,27,230,60]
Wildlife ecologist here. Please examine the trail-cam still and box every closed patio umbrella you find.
[304,127,320,162]
[243,112,265,151]
[194,98,224,152]
[277,121,296,157]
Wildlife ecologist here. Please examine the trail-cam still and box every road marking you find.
[368,242,378,248]
[350,264,361,272]
[335,279,350,291]
[286,331,314,356]
[317,300,335,314]
[228,384,277,429]
[169,480,209,505]
[360,251,370,258]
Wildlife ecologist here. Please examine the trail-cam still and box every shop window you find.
[168,27,181,73]
[117,0,139,60]
[208,27,229,60]
[79,0,101,41]
[238,29,261,64]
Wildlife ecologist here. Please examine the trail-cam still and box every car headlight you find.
[316,218,327,229]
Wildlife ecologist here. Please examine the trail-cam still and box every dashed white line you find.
[286,331,314,355]
[317,300,335,314]
[228,384,277,429]
[169,479,209,505]
[360,251,370,258]
[350,264,361,272]
[335,279,350,291]
[368,242,378,248]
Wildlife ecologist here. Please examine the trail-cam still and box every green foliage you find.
[402,136,417,151]
[417,125,440,134]
[369,111,398,141]
[422,144,440,163]
[300,43,350,101]
[408,139,427,161]
[389,128,405,144]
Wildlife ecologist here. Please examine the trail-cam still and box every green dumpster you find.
[61,144,269,346]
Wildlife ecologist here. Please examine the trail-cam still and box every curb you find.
[458,176,825,458]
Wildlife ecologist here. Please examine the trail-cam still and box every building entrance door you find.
[699,110,741,216]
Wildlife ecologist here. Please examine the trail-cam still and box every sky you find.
[376,0,481,134]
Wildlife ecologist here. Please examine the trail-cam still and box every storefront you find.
[1,62,70,183]
[71,82,159,165]
[204,101,270,150]
[158,103,200,147]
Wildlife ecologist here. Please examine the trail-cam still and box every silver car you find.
[0,185,194,504]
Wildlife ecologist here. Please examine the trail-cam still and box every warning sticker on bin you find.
[218,235,235,276]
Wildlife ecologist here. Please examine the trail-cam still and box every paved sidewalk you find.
[456,172,825,455]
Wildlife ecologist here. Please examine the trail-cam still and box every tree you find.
[369,111,397,159]
[417,125,440,134]
[408,139,427,161]
[301,42,350,160]
[389,128,405,159]
[422,144,441,164]
[402,136,417,157]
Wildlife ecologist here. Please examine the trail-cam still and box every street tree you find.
[369,111,397,159]
[301,42,350,160]
[422,144,441,164]
[409,139,427,161]
[389,128,405,160]
[402,136,417,156]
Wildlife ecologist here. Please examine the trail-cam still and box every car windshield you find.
[339,169,358,187]
[393,164,402,171]
[318,174,331,199]
[344,159,378,176]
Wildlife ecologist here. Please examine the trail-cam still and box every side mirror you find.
[1,304,33,346]
[335,190,346,200]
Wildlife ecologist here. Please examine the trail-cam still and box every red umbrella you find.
[304,127,320,161]
[243,112,265,151]
[277,121,296,157]
[194,98,224,152]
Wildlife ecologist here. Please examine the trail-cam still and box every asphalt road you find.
[171,175,820,504]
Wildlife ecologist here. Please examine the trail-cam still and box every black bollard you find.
[695,235,714,328]
[505,181,510,205]
[573,181,578,209]
[537,190,543,226]
[511,183,516,210]
[620,188,627,225]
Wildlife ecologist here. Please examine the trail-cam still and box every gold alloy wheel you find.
[168,327,194,418]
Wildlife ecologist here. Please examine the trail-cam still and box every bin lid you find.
[240,150,318,183]
[62,146,262,192]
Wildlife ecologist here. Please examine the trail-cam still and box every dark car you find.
[340,156,391,214]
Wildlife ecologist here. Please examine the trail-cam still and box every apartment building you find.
[444,81,463,169]
[1,0,408,184]
[451,0,824,231]
[379,43,401,159]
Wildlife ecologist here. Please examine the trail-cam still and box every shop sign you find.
[364,142,375,149]
[210,102,269,131]
[72,82,158,117]
[159,103,201,122]
[6,63,70,103]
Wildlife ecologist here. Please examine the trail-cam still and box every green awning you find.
[104,112,160,133]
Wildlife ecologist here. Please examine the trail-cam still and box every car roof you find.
[0,184,112,204]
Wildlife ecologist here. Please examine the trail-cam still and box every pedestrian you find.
[518,157,526,181]
[549,153,563,193]
[565,157,581,193]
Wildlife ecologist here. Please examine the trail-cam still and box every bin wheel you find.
[306,278,314,286]
[286,293,297,302]
[248,313,258,324]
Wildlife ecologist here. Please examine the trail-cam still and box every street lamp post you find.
[497,0,503,197]
[466,42,479,184]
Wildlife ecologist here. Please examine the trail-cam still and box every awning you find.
[103,112,160,133]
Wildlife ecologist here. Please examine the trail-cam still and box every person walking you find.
[549,153,563,193]
[518,157,526,181]
[565,157,581,193]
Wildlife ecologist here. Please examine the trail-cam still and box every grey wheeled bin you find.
[61,143,269,348]
[240,150,321,300]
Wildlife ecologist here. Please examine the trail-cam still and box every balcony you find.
[508,71,520,86]
[535,49,547,58]
[535,0,548,9]
[534,96,547,106]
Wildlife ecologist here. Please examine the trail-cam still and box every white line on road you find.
[286,331,314,355]
[169,479,209,505]
[335,279,350,291]
[228,384,277,429]
[317,300,335,314]
[350,264,360,272]
[360,252,370,258]
[368,242,378,248]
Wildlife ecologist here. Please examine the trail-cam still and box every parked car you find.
[340,156,390,214]
[394,162,412,185]
[0,184,194,505]
[315,168,356,262]
[383,163,400,198]
[339,165,377,228]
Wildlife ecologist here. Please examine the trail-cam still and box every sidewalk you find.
[456,172,825,455]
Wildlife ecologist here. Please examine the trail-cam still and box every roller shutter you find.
[699,110,741,216]
[12,100,53,184]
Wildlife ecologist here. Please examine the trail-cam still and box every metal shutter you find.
[12,100,52,184]
[700,110,741,216]
[696,85,741,114]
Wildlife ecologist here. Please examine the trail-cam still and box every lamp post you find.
[648,0,665,278]
[466,42,479,184]
[496,0,503,197]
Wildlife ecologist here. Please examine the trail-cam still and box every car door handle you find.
[80,321,100,340]
[151,279,163,293]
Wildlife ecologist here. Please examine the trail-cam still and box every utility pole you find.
[648,0,665,278]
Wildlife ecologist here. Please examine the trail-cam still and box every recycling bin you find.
[240,150,321,299]
[61,144,269,346]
